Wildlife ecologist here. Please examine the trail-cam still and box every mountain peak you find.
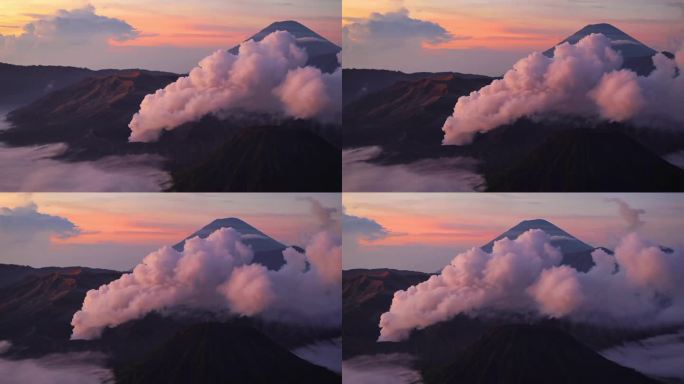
[264,20,310,31]
[544,23,656,60]
[577,23,624,34]
[237,20,331,46]
[228,20,341,73]
[174,217,282,249]
[482,219,594,261]
[518,218,555,226]
[206,217,253,230]
[172,217,287,270]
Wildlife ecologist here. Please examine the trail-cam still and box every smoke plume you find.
[71,209,341,340]
[129,31,341,142]
[607,198,646,231]
[378,229,684,342]
[442,34,684,145]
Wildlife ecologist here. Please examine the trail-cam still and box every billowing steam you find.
[129,31,341,142]
[71,207,341,340]
[442,34,684,145]
[378,229,684,342]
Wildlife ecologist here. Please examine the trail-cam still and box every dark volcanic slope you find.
[170,124,342,192]
[343,69,454,105]
[3,69,179,146]
[343,71,494,149]
[424,325,659,384]
[116,322,340,384]
[486,128,684,192]
[0,266,121,354]
[342,269,430,358]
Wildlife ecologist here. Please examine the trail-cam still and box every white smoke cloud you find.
[128,31,341,142]
[607,198,646,231]
[442,33,684,145]
[378,229,684,342]
[71,211,341,339]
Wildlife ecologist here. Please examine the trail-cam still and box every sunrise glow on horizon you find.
[342,0,684,74]
[0,193,339,270]
[0,0,340,71]
[343,194,684,272]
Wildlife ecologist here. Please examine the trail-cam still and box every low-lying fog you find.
[0,341,112,384]
[0,143,169,191]
[292,338,342,374]
[342,353,423,384]
[343,146,485,192]
[602,330,684,381]
[0,109,169,192]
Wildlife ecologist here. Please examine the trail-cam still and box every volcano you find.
[482,218,596,272]
[173,217,292,270]
[424,325,658,384]
[229,20,341,73]
[544,23,661,75]
[115,322,340,384]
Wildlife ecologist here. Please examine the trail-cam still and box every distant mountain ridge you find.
[3,69,179,145]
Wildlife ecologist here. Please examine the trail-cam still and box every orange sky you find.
[344,0,683,52]
[343,193,684,270]
[0,193,338,246]
[0,0,340,48]
[343,193,684,272]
